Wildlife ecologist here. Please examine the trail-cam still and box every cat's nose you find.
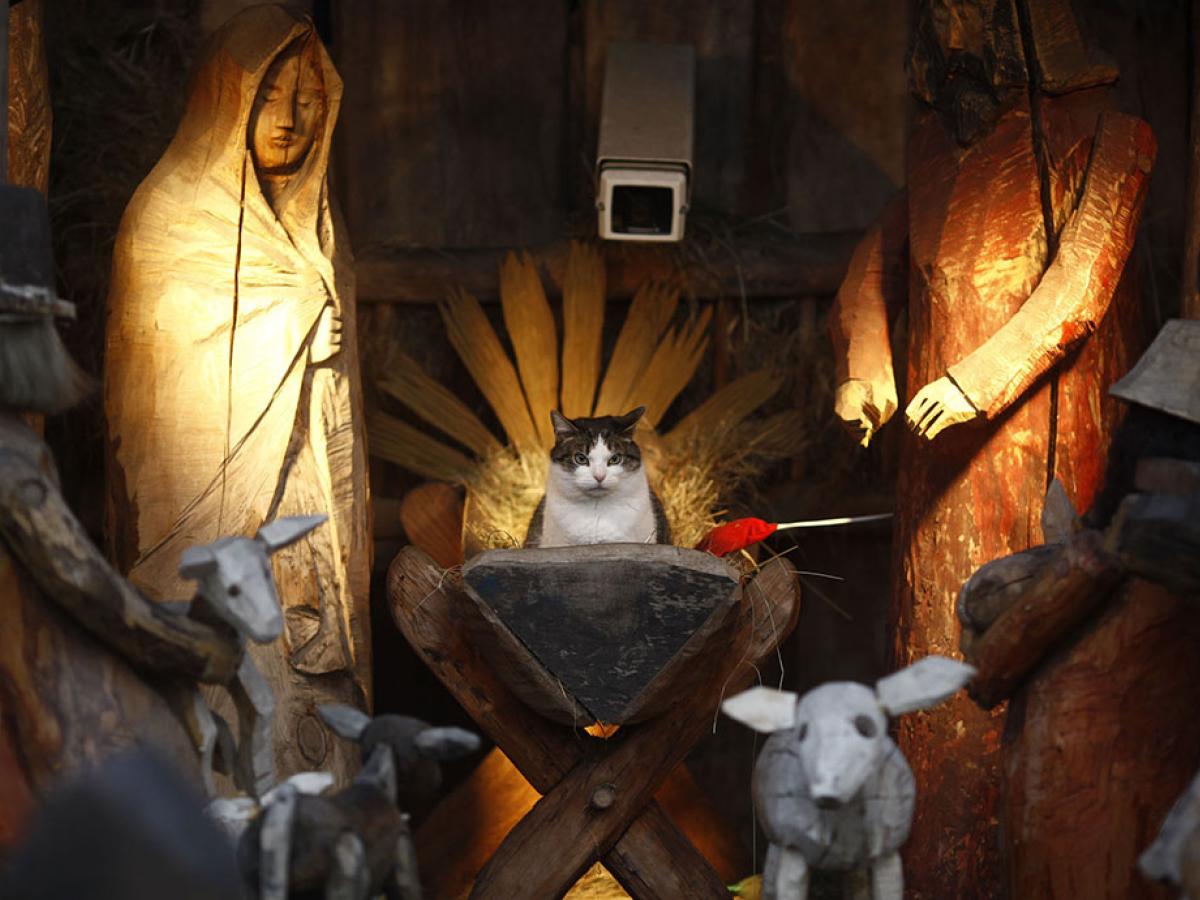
[592,468,607,483]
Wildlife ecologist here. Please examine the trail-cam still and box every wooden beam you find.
[355,230,861,304]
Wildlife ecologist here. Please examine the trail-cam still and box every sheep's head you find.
[723,656,976,808]
[178,515,326,644]
[319,705,480,806]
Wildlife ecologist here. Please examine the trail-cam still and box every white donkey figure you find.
[722,656,976,900]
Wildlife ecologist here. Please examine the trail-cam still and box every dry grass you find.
[499,251,559,447]
[560,241,606,418]
[594,281,678,415]
[439,287,540,451]
[462,445,548,548]
[671,368,783,439]
[367,409,474,484]
[377,351,501,457]
[374,254,808,554]
[637,306,713,427]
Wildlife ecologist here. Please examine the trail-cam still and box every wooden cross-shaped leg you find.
[388,547,799,899]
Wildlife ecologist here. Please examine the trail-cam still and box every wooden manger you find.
[388,543,801,899]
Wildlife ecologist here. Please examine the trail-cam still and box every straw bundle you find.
[440,287,540,451]
[559,241,606,418]
[670,368,783,440]
[593,281,679,415]
[462,446,548,548]
[371,250,801,555]
[636,306,713,427]
[367,410,474,483]
[499,251,559,447]
[377,351,501,457]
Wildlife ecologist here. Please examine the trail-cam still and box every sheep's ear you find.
[721,687,798,733]
[415,727,481,761]
[318,703,371,742]
[256,514,328,553]
[264,771,334,804]
[876,656,976,716]
[179,545,218,580]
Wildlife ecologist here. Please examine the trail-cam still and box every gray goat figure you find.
[173,514,328,799]
[238,705,480,900]
[722,656,976,900]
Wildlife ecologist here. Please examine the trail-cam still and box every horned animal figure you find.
[238,705,480,900]
[722,656,976,900]
[175,514,328,799]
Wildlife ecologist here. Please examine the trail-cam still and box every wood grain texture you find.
[397,482,466,571]
[6,0,51,193]
[1004,578,1200,899]
[389,547,799,897]
[965,531,1122,708]
[832,84,1149,897]
[0,417,211,816]
[356,231,861,305]
[104,8,372,786]
[332,0,566,249]
[416,751,749,899]
[461,544,740,725]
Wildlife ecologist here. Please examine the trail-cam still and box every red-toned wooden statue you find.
[829,1,1153,896]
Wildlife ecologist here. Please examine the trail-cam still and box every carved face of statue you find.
[907,0,1028,146]
[249,41,324,176]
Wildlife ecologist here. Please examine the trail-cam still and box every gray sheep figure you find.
[238,706,480,900]
[722,656,975,900]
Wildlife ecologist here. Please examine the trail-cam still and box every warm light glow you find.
[584,722,621,738]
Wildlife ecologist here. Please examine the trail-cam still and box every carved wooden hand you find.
[834,379,898,448]
[904,376,980,440]
[310,303,343,364]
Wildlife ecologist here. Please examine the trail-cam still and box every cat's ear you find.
[616,406,646,435]
[550,410,577,439]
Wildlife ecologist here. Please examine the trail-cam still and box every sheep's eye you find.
[228,584,242,597]
[609,454,623,466]
[573,453,588,466]
[853,715,877,738]
[796,722,808,741]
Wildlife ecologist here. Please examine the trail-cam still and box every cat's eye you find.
[573,453,588,465]
[608,454,623,466]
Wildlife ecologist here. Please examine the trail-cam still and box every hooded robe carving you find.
[104,6,370,783]
[830,1,1152,895]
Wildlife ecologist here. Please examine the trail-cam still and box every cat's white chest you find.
[540,477,657,547]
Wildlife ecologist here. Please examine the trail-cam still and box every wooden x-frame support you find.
[388,547,800,899]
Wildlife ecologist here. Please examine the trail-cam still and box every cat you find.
[524,406,672,548]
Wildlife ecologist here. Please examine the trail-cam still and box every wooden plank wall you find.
[333,0,568,250]
[332,0,909,255]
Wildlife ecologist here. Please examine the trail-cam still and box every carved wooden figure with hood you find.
[105,6,370,785]
[829,0,1154,894]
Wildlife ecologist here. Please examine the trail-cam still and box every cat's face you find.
[547,407,645,497]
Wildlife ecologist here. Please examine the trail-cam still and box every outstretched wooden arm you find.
[0,448,242,684]
[948,112,1156,418]
[828,189,909,445]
